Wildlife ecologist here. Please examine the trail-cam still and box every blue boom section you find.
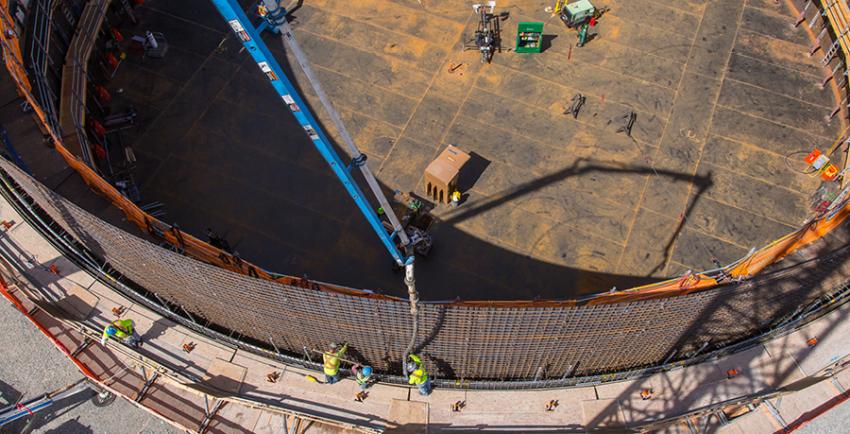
[208,0,407,265]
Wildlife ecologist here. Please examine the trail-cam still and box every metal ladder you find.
[823,28,849,64]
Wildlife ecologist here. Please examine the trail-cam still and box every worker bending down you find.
[323,342,348,384]
[352,364,374,402]
[351,364,374,391]
[100,318,142,347]
[405,354,431,396]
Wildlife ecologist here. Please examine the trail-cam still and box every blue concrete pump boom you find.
[209,3,421,360]
[207,0,413,268]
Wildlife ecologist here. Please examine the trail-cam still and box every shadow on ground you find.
[0,378,96,434]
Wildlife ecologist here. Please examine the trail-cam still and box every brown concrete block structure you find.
[424,144,470,204]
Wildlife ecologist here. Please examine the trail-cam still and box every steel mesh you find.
[3,159,849,380]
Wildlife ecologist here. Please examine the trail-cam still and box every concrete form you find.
[1,175,850,432]
[3,0,850,431]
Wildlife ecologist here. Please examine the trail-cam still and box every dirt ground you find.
[73,0,841,300]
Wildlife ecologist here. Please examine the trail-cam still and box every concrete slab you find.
[736,30,819,75]
[205,358,248,394]
[582,398,625,428]
[741,5,808,46]
[701,136,819,194]
[618,207,681,276]
[274,365,391,426]
[685,0,745,79]
[54,283,99,321]
[595,378,646,400]
[50,0,837,302]
[175,333,238,368]
[86,281,139,319]
[835,366,850,391]
[387,399,428,425]
[39,254,97,289]
[5,222,62,264]
[120,307,236,379]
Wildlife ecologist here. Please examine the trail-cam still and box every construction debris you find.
[616,111,637,137]
[565,93,586,119]
[267,371,281,383]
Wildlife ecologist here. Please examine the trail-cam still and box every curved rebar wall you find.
[3,0,850,385]
[3,159,850,383]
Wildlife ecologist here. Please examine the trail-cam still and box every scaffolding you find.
[1,0,850,383]
[3,158,850,382]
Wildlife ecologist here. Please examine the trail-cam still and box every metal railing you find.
[803,0,850,119]
[59,0,111,170]
[26,0,61,136]
[2,0,850,386]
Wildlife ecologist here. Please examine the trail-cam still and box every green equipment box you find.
[515,22,544,53]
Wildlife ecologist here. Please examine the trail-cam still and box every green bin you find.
[515,22,544,53]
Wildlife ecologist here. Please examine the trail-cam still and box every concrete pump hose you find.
[403,262,418,375]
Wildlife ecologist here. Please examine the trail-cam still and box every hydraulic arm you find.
[208,0,414,268]
[210,0,422,361]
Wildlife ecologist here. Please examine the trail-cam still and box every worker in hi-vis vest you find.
[323,342,348,384]
[351,364,374,391]
[405,354,431,396]
[351,364,375,402]
[100,318,141,347]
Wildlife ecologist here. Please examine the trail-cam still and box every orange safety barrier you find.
[0,0,30,94]
[0,3,849,307]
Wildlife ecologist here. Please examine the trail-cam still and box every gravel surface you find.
[0,297,182,434]
[797,396,850,434]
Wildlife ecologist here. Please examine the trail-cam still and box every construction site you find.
[3,0,850,432]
